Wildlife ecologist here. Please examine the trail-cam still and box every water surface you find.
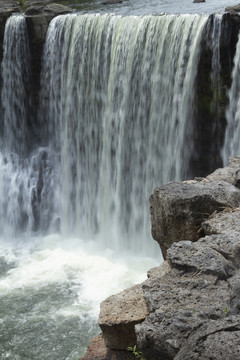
[60,0,237,15]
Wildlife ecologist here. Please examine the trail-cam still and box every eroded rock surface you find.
[206,156,240,187]
[175,316,240,360]
[25,2,72,15]
[80,335,136,360]
[136,168,240,359]
[93,159,240,360]
[150,180,240,259]
[99,284,149,350]
[226,4,240,12]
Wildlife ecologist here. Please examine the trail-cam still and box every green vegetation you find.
[127,345,145,360]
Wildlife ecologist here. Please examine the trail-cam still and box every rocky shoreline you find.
[82,157,240,360]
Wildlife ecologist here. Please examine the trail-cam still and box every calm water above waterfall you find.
[63,0,236,15]
[0,10,235,360]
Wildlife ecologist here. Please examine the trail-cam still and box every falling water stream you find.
[0,11,225,360]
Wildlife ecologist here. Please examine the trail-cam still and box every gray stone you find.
[202,207,240,237]
[44,3,72,14]
[99,284,149,350]
[147,261,171,279]
[175,316,240,360]
[167,239,235,279]
[226,4,240,12]
[79,334,136,360]
[25,5,45,15]
[150,180,240,259]
[136,269,230,360]
[206,156,240,187]
[25,2,72,16]
[228,272,240,315]
[25,14,48,42]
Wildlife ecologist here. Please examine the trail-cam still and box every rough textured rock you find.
[25,2,72,15]
[202,207,240,236]
[147,261,171,279]
[167,239,235,279]
[25,0,55,5]
[175,316,240,360]
[90,159,240,360]
[136,269,230,360]
[226,4,240,12]
[99,284,149,350]
[136,178,240,360]
[79,335,136,360]
[206,156,240,187]
[150,180,240,259]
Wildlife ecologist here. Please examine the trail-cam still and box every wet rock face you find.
[150,180,240,259]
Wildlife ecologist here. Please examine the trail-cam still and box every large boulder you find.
[136,269,230,360]
[99,284,149,350]
[150,180,240,259]
[202,207,240,236]
[0,0,19,11]
[136,206,240,360]
[25,2,72,16]
[87,159,240,360]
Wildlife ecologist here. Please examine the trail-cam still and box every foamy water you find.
[0,234,160,359]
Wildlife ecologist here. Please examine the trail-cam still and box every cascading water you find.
[40,13,208,253]
[210,14,222,128]
[223,32,240,163]
[0,12,212,360]
[1,16,31,156]
[0,15,58,238]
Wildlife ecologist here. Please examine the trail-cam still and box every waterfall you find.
[0,16,58,238]
[39,13,208,253]
[210,14,222,129]
[0,12,225,360]
[223,33,240,163]
[1,16,31,156]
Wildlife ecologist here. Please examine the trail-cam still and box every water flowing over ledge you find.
[0,11,240,360]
